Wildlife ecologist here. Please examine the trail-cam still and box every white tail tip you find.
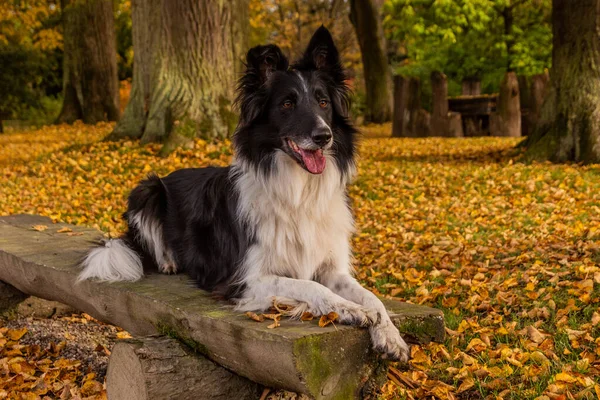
[78,239,143,282]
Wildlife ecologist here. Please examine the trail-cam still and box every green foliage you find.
[115,0,133,81]
[0,0,62,122]
[0,45,45,120]
[383,0,552,92]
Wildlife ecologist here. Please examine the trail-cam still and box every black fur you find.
[123,26,357,298]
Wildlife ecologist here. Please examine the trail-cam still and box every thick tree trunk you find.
[349,0,392,123]
[56,0,120,124]
[392,75,409,137]
[461,78,481,96]
[526,0,600,162]
[490,72,521,137]
[108,0,248,154]
[107,336,262,400]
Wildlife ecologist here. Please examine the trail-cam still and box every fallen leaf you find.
[245,311,264,322]
[318,312,338,328]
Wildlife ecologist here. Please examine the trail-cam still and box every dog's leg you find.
[321,271,410,362]
[236,275,373,327]
[319,239,410,362]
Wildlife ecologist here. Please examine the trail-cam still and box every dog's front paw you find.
[370,321,410,362]
[334,302,375,327]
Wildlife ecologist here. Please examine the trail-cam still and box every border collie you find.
[79,26,409,362]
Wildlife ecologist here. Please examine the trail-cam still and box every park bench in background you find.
[0,214,445,400]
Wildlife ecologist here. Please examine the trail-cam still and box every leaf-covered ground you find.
[1,123,599,399]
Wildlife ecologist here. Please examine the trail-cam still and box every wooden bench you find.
[0,214,445,399]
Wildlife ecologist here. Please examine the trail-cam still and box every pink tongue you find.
[299,149,326,174]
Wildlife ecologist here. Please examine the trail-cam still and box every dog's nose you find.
[312,129,332,147]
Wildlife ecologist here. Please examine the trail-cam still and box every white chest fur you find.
[233,152,354,281]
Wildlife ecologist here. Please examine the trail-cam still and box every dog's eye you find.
[319,99,329,108]
[282,100,294,109]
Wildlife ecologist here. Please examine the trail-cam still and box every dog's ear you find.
[245,44,288,83]
[296,26,342,73]
[295,26,349,117]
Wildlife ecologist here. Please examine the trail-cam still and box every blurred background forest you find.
[0,0,551,133]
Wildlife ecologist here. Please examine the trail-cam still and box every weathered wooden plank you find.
[107,335,262,400]
[0,214,445,399]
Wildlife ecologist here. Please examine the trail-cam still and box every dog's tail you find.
[78,237,143,282]
[78,173,168,283]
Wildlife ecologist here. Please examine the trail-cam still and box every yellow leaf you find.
[7,328,28,341]
[457,377,475,393]
[31,224,48,231]
[555,372,577,383]
[245,311,264,322]
[116,331,132,339]
[318,312,338,328]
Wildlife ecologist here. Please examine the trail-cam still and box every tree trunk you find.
[431,71,449,137]
[107,336,262,400]
[518,75,531,135]
[108,0,248,154]
[349,0,392,123]
[392,75,409,137]
[461,78,481,96]
[526,0,600,162]
[56,0,120,124]
[490,72,521,137]
[529,71,550,130]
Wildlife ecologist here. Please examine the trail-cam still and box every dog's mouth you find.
[286,139,326,174]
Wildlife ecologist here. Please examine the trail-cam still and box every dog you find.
[79,26,410,362]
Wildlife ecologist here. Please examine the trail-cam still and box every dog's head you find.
[234,26,355,176]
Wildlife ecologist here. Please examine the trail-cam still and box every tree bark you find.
[392,75,409,137]
[349,0,392,123]
[56,0,120,124]
[107,336,262,400]
[431,71,449,137]
[461,78,481,96]
[108,0,248,154]
[490,72,521,137]
[526,0,600,162]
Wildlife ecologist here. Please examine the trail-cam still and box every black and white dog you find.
[79,27,409,362]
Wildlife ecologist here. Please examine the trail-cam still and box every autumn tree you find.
[525,0,600,163]
[0,0,62,131]
[56,0,120,124]
[108,0,248,153]
[350,0,392,123]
